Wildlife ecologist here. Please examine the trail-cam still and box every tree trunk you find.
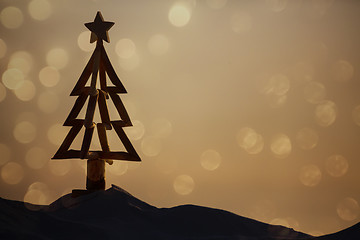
[86,158,105,190]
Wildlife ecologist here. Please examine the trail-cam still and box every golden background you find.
[0,0,360,236]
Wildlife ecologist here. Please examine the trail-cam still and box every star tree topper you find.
[85,11,114,43]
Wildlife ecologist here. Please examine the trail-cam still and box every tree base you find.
[86,158,105,191]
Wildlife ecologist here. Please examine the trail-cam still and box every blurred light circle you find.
[296,127,319,150]
[315,100,337,127]
[47,123,66,146]
[25,147,48,169]
[107,161,128,176]
[270,134,292,158]
[0,143,11,166]
[352,105,360,126]
[0,6,23,29]
[200,149,221,171]
[337,198,359,221]
[1,162,24,184]
[237,127,264,154]
[141,136,162,157]
[49,160,71,176]
[125,120,145,141]
[116,38,136,59]
[28,0,52,21]
[231,12,252,34]
[173,174,195,195]
[326,154,348,177]
[0,82,6,102]
[266,0,287,12]
[77,31,93,52]
[236,127,257,149]
[118,53,140,71]
[263,74,290,96]
[0,39,7,58]
[151,118,173,139]
[148,34,170,56]
[24,182,50,207]
[267,94,287,108]
[8,51,33,75]
[46,48,69,70]
[13,121,37,144]
[303,82,326,104]
[168,4,191,27]
[37,91,59,113]
[2,68,25,90]
[299,164,322,187]
[333,60,354,82]
[39,66,60,87]
[14,80,36,101]
[206,0,227,9]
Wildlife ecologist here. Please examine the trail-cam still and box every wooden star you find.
[85,11,114,43]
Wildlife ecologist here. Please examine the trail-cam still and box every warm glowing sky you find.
[1,0,360,236]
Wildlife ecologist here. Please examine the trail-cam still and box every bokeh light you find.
[0,39,7,58]
[230,12,252,34]
[24,182,51,209]
[125,120,145,141]
[107,161,128,176]
[2,68,25,90]
[39,66,60,87]
[28,0,52,21]
[270,134,292,158]
[14,80,36,101]
[332,60,354,82]
[299,164,322,187]
[141,136,162,157]
[77,31,93,52]
[325,154,348,178]
[46,48,69,70]
[303,82,326,104]
[296,127,319,150]
[1,162,24,185]
[236,127,264,154]
[148,34,170,56]
[116,38,136,59]
[37,91,59,113]
[0,6,23,29]
[315,100,337,127]
[0,143,11,166]
[200,149,221,171]
[13,121,37,144]
[262,74,290,96]
[118,53,140,71]
[337,198,359,221]
[173,174,195,195]
[168,3,191,27]
[8,51,34,75]
[25,147,49,169]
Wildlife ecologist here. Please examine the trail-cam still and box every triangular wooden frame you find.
[52,41,140,162]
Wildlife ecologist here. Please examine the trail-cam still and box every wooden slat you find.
[52,124,82,159]
[52,150,81,159]
[84,93,98,129]
[93,151,140,161]
[112,121,141,161]
[99,61,108,94]
[70,49,97,96]
[98,90,111,129]
[96,123,110,152]
[100,47,127,93]
[64,93,88,126]
[109,92,132,126]
[80,127,95,159]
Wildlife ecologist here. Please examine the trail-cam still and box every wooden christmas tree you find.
[52,11,141,191]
